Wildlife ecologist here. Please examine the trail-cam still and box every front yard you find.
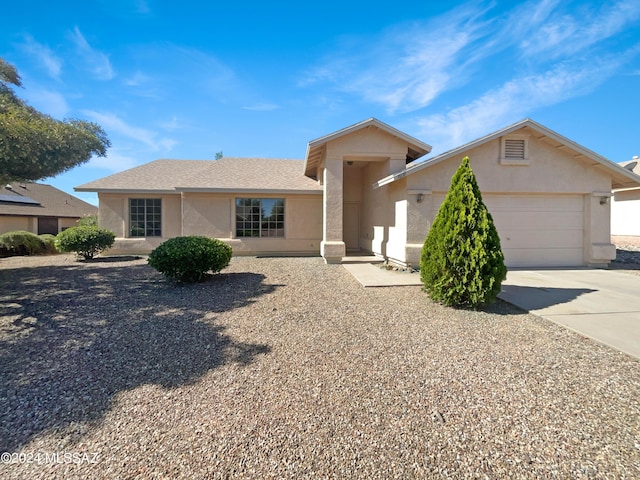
[0,254,639,478]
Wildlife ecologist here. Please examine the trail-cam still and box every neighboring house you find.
[76,118,640,267]
[611,157,640,237]
[0,182,98,235]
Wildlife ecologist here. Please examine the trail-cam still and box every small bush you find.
[0,230,48,256]
[38,234,58,254]
[148,236,232,283]
[55,225,115,260]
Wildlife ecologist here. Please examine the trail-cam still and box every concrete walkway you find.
[342,263,422,287]
[499,269,640,360]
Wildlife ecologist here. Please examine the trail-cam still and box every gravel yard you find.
[1,253,639,479]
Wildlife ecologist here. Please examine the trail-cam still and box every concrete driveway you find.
[499,269,640,360]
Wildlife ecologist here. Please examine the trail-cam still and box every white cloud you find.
[82,110,175,151]
[87,149,139,172]
[24,88,69,118]
[416,56,627,152]
[519,0,640,58]
[18,35,63,80]
[300,3,493,113]
[69,26,115,80]
[242,103,280,111]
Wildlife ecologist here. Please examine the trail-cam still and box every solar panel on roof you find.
[0,194,41,205]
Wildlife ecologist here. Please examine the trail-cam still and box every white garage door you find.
[431,194,585,267]
[484,194,584,267]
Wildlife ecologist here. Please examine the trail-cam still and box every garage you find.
[483,194,584,267]
[431,193,584,268]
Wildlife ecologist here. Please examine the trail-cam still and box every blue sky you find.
[2,0,640,205]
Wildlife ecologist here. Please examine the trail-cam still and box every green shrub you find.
[148,236,232,283]
[55,225,115,260]
[420,157,507,308]
[38,234,58,254]
[0,230,48,256]
[77,214,98,227]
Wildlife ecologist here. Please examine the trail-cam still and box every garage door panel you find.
[499,229,583,249]
[486,194,584,267]
[492,211,583,229]
[484,195,583,211]
[502,248,584,268]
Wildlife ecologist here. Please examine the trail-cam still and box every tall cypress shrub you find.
[420,157,507,308]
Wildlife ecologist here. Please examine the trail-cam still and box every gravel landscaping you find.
[1,253,639,479]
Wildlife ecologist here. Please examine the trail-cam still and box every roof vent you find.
[624,161,638,171]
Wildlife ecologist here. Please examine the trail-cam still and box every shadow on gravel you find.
[0,262,274,452]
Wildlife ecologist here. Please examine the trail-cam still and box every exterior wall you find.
[0,216,33,234]
[99,192,323,255]
[99,193,182,254]
[395,133,616,266]
[611,189,640,236]
[59,218,79,231]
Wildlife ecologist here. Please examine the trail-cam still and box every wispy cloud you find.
[24,88,69,118]
[242,103,280,111]
[18,34,63,80]
[519,0,640,58]
[301,0,640,122]
[82,110,176,151]
[300,2,494,113]
[416,53,631,152]
[88,149,139,172]
[69,26,115,80]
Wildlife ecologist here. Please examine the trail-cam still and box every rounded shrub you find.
[38,234,58,254]
[148,236,232,283]
[0,230,47,256]
[55,225,115,260]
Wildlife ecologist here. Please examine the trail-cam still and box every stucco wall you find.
[99,192,323,255]
[0,216,32,234]
[611,189,640,236]
[395,133,616,266]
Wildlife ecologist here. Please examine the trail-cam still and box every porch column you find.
[321,156,345,263]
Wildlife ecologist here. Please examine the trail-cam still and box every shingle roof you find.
[0,182,98,218]
[76,158,323,194]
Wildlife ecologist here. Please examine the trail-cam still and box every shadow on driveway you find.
[499,284,596,311]
[0,261,274,452]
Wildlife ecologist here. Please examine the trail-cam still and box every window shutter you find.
[504,139,526,159]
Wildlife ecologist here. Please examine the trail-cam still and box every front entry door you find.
[343,202,360,251]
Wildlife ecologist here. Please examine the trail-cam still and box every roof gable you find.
[374,119,640,191]
[304,118,432,178]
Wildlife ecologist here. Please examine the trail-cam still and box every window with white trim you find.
[500,135,529,165]
[236,198,285,237]
[129,198,161,237]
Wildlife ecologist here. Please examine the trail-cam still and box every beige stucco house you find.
[611,158,640,237]
[76,118,640,267]
[0,182,98,235]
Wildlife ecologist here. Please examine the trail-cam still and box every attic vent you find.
[500,135,529,165]
[504,139,525,159]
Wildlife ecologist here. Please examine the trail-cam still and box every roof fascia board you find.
[308,117,432,153]
[74,188,179,194]
[176,188,322,195]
